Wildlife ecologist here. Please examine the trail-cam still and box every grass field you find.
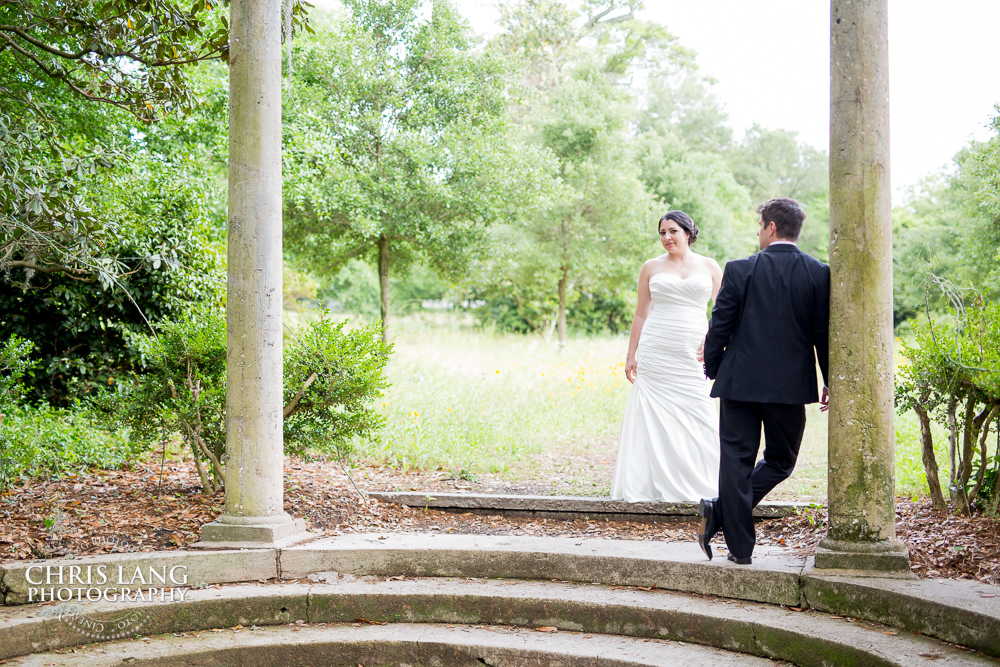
[344,312,947,501]
[350,313,629,477]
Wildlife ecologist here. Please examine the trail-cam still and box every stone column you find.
[816,0,909,571]
[199,0,307,548]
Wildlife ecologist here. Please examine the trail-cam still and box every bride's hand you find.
[625,358,637,384]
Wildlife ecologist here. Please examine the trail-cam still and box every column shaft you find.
[818,0,908,571]
[199,0,306,547]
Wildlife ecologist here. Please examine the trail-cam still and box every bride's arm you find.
[697,257,724,363]
[707,257,723,305]
[625,263,654,384]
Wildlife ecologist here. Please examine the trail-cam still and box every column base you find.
[192,513,311,550]
[814,536,912,573]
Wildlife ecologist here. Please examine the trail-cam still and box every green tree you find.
[890,110,1000,327]
[950,112,1000,295]
[633,43,732,155]
[485,0,685,342]
[632,58,753,262]
[1,0,308,276]
[0,153,227,404]
[891,176,964,327]
[282,0,558,341]
[526,67,652,342]
[0,57,232,404]
[725,124,830,260]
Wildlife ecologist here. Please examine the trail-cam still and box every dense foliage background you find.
[2,0,1000,512]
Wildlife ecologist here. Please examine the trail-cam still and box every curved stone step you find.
[1,577,992,665]
[3,533,999,659]
[6,622,779,666]
[366,491,806,522]
[282,534,807,606]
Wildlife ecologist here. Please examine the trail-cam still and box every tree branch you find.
[283,372,318,418]
[584,7,633,29]
[1,35,138,112]
[0,25,92,59]
[0,24,223,68]
[6,260,97,282]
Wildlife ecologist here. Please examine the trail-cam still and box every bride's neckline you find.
[650,271,710,282]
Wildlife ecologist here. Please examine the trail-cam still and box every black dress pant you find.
[717,398,806,559]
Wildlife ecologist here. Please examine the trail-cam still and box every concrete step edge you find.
[0,578,991,665]
[3,533,998,658]
[7,622,775,667]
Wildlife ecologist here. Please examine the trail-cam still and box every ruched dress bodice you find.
[637,273,712,386]
[610,272,720,502]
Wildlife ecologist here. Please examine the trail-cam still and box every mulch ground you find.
[2,457,998,587]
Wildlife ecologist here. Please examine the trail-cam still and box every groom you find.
[698,197,829,565]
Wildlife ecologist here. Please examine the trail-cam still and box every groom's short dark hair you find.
[757,198,805,240]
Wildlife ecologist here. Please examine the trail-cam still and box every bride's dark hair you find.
[658,210,699,245]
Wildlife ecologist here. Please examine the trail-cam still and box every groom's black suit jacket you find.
[703,243,830,404]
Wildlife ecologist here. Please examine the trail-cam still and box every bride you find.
[610,210,723,502]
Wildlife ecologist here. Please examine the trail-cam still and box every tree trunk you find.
[557,265,568,347]
[378,233,391,344]
[946,397,965,509]
[968,404,1000,508]
[913,402,947,511]
[991,420,1000,515]
[947,395,959,492]
[958,395,977,493]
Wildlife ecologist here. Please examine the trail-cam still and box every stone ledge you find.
[368,492,807,522]
[3,533,998,660]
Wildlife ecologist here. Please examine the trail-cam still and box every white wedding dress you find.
[610,272,720,502]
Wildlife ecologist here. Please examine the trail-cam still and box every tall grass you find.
[772,407,947,501]
[343,312,946,501]
[352,314,630,475]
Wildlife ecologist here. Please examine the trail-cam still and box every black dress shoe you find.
[727,553,752,565]
[697,498,719,561]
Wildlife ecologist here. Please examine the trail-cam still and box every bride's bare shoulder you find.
[689,252,720,271]
[639,255,668,273]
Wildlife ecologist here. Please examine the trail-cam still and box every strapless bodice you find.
[648,272,712,315]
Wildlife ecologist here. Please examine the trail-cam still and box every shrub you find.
[0,404,143,491]
[0,157,226,406]
[471,284,632,336]
[0,334,36,403]
[98,307,392,493]
[283,314,393,457]
[0,334,145,490]
[896,283,1000,514]
[97,304,227,494]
